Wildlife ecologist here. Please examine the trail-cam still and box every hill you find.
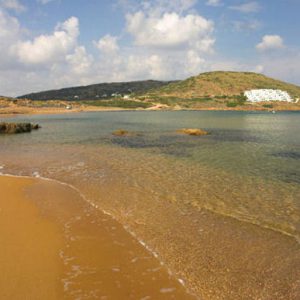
[7,72,300,112]
[18,80,175,101]
[145,71,300,99]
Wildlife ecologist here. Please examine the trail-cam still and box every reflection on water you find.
[1,111,300,299]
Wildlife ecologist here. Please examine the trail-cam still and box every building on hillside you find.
[244,89,293,102]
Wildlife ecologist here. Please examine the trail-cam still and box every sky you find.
[0,0,300,96]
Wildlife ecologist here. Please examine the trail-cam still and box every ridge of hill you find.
[18,80,176,101]
[4,72,300,112]
[145,71,300,99]
[17,72,300,102]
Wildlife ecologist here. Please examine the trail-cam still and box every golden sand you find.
[0,97,300,118]
[0,176,63,299]
[0,176,194,299]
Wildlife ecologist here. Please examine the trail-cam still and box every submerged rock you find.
[112,129,131,137]
[0,122,40,134]
[176,128,209,136]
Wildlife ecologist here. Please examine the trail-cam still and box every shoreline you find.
[4,170,298,246]
[1,105,300,118]
[0,106,132,117]
[1,164,300,299]
[1,110,300,299]
[0,97,300,118]
[0,174,195,299]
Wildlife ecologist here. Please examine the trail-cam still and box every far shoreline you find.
[1,105,300,118]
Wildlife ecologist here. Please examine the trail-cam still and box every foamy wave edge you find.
[0,173,198,299]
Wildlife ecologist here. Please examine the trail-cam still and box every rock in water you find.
[112,129,130,136]
[0,122,40,134]
[176,128,209,136]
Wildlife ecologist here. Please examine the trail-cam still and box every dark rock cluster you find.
[0,122,40,134]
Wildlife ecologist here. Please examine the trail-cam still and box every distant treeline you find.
[18,80,176,101]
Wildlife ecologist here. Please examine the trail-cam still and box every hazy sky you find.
[0,0,299,96]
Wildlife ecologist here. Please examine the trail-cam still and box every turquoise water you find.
[2,111,299,183]
[1,111,300,235]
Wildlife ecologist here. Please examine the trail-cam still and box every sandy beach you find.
[0,105,129,117]
[0,97,300,118]
[0,176,63,299]
[1,0,300,297]
[0,175,194,299]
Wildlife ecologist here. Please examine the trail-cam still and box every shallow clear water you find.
[1,111,299,234]
[2,111,300,179]
[1,111,300,299]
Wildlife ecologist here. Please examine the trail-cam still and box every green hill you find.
[18,80,175,101]
[13,71,300,111]
[145,71,300,99]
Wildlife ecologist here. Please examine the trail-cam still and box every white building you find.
[244,89,293,103]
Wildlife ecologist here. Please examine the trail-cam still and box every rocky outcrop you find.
[176,128,209,136]
[0,122,40,134]
[112,129,130,136]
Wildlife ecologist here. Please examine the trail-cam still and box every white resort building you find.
[244,89,293,103]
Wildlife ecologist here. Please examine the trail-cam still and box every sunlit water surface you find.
[1,111,300,299]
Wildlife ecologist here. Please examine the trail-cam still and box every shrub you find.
[81,100,152,109]
[226,102,238,107]
[192,97,212,102]
[233,94,247,105]
[263,104,273,108]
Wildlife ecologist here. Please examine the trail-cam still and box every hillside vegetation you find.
[145,71,300,99]
[2,72,300,112]
[18,80,175,101]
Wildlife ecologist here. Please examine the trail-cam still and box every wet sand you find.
[0,176,63,299]
[0,176,194,299]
